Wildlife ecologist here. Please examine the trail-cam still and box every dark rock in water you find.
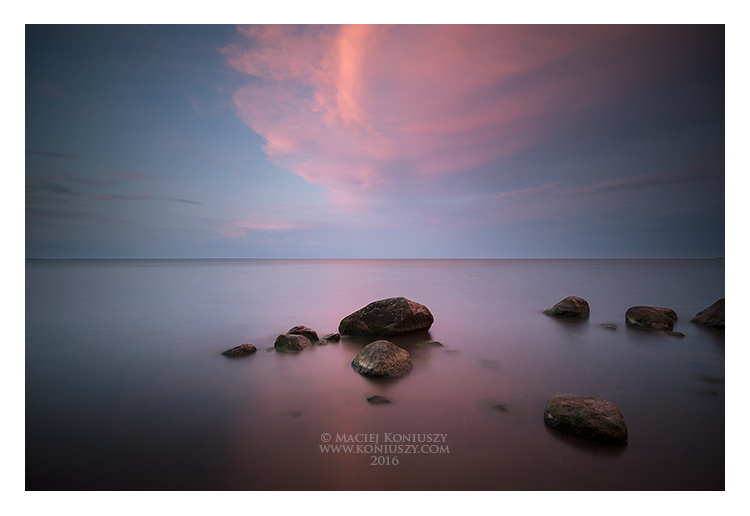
[351,340,413,377]
[314,339,328,346]
[691,298,725,328]
[366,395,392,405]
[274,333,312,353]
[416,340,443,347]
[339,297,434,337]
[600,323,618,331]
[665,331,685,338]
[544,395,628,444]
[322,332,341,342]
[288,325,319,342]
[625,306,678,331]
[544,296,590,318]
[221,343,257,357]
[493,404,509,412]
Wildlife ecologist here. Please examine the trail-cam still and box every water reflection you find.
[26,259,724,490]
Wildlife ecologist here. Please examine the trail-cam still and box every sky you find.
[25,24,725,258]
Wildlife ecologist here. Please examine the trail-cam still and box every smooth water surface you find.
[26,259,725,490]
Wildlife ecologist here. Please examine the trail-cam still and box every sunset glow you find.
[26,24,724,258]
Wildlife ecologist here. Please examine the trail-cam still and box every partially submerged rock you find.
[288,325,319,342]
[339,297,434,337]
[544,395,628,444]
[351,340,413,378]
[625,306,678,331]
[322,332,341,342]
[221,343,257,357]
[366,395,392,405]
[691,298,725,328]
[416,340,443,347]
[274,333,312,353]
[544,296,590,318]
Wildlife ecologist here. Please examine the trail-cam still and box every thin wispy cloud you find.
[210,216,311,238]
[26,149,87,160]
[495,182,562,200]
[86,194,204,205]
[563,167,720,196]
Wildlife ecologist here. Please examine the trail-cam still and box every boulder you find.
[221,343,257,357]
[544,296,590,318]
[274,333,312,353]
[339,297,434,337]
[288,325,319,342]
[544,395,628,444]
[351,340,413,378]
[691,298,725,328]
[625,306,678,331]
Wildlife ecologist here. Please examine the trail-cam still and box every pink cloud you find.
[222,25,706,201]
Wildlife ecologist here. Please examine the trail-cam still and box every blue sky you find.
[25,24,725,258]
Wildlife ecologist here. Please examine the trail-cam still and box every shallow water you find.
[25,259,725,490]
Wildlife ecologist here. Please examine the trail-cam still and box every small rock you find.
[274,333,312,353]
[221,343,257,357]
[493,404,509,412]
[314,339,328,346]
[288,325,319,342]
[625,306,678,331]
[544,296,590,318]
[322,332,341,342]
[600,323,618,331]
[544,395,628,444]
[366,395,392,405]
[339,297,434,337]
[416,340,443,347]
[351,340,413,377]
[691,298,725,328]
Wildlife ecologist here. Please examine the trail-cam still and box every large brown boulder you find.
[625,306,678,331]
[544,296,590,318]
[274,333,312,353]
[544,395,628,444]
[351,340,413,378]
[339,297,434,337]
[691,298,724,328]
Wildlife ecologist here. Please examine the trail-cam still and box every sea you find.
[25,258,725,490]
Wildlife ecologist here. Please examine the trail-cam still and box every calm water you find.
[25,259,725,490]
